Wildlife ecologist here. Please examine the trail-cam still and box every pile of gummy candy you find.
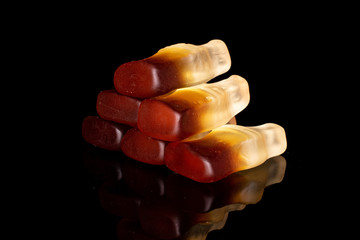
[82,39,287,183]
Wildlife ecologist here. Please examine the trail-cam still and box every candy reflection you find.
[83,148,286,239]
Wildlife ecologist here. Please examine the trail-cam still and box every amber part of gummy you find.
[113,39,231,98]
[121,128,167,165]
[164,123,287,183]
[82,116,130,151]
[137,75,249,141]
[96,89,141,127]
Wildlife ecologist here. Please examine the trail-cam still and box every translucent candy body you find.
[165,123,287,183]
[114,39,231,98]
[96,90,141,127]
[81,116,130,151]
[138,75,249,141]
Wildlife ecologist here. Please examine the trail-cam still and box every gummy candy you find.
[96,89,141,127]
[96,87,236,132]
[138,75,249,141]
[120,117,237,166]
[82,116,130,151]
[121,128,167,165]
[114,39,231,98]
[82,39,288,185]
[165,123,287,183]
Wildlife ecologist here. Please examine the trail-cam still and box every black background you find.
[34,4,351,239]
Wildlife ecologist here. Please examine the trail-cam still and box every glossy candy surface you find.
[138,75,249,141]
[165,123,287,183]
[82,116,130,151]
[114,39,231,98]
[96,90,141,127]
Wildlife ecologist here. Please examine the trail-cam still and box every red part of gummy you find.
[82,116,130,151]
[96,89,141,127]
[121,128,167,165]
